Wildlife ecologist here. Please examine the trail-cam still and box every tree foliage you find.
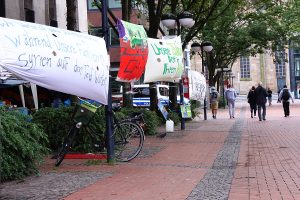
[196,0,300,86]
[94,0,300,105]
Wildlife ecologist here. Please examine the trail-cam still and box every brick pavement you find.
[1,99,300,200]
[229,101,300,200]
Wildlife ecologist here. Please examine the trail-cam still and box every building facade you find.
[0,0,88,32]
[0,0,89,108]
[230,50,291,95]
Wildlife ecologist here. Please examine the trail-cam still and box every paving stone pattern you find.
[0,172,111,200]
[187,108,245,200]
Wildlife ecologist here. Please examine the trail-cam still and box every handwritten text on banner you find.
[190,70,206,101]
[144,36,183,83]
[0,17,109,105]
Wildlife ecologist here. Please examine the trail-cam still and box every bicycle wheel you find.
[114,120,145,162]
[55,126,78,166]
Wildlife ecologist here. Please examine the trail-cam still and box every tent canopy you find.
[0,66,37,109]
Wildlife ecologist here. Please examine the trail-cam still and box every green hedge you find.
[120,107,162,135]
[0,107,49,182]
[32,106,73,150]
[32,106,162,153]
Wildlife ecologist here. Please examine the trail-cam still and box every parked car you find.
[132,84,189,107]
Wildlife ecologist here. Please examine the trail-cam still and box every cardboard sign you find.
[0,17,109,105]
[180,105,192,118]
[117,20,148,82]
[144,36,183,83]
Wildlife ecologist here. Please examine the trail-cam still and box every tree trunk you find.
[147,0,161,111]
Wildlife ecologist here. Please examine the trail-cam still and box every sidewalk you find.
[1,100,300,200]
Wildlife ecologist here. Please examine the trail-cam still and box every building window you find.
[0,0,5,17]
[89,27,119,46]
[295,57,300,77]
[25,8,35,22]
[24,0,34,22]
[87,0,98,10]
[87,0,121,10]
[109,0,121,8]
[240,56,250,79]
[274,50,286,78]
[49,0,57,27]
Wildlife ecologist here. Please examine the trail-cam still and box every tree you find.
[193,0,300,87]
[121,0,133,108]
[134,0,236,110]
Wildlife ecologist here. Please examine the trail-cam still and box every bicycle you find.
[55,98,145,166]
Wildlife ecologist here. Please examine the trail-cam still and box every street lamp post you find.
[191,41,213,120]
[221,67,230,108]
[101,0,114,163]
[161,11,195,130]
[230,73,235,87]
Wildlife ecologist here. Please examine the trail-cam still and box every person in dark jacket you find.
[254,82,268,121]
[278,85,294,117]
[247,86,257,118]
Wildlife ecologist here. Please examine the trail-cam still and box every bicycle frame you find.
[55,98,145,166]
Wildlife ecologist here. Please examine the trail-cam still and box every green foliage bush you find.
[33,106,162,154]
[219,96,227,108]
[167,110,180,125]
[32,106,73,150]
[118,107,162,135]
[0,107,49,182]
[190,100,202,118]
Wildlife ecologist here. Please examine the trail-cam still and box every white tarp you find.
[0,17,110,105]
[144,36,183,83]
[190,70,206,101]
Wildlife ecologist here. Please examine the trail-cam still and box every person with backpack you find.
[278,85,294,117]
[254,82,268,121]
[225,84,237,119]
[247,86,257,118]
[209,86,220,119]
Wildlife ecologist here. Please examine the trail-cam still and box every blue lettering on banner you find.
[56,57,70,70]
[4,35,21,47]
[18,53,52,69]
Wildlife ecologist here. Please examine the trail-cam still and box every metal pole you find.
[201,47,207,120]
[179,79,185,130]
[101,0,114,163]
[222,68,225,108]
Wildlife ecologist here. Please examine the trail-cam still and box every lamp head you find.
[191,42,201,53]
[178,11,194,28]
[161,13,177,29]
[201,41,213,52]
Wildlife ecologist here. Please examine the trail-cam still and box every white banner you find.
[144,36,183,83]
[0,17,109,105]
[190,70,206,101]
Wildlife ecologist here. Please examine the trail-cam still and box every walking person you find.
[247,86,257,118]
[267,88,272,106]
[224,84,237,119]
[209,87,220,119]
[254,82,268,121]
[278,85,294,117]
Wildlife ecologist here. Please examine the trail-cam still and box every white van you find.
[132,84,189,107]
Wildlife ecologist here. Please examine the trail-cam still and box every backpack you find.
[281,90,290,101]
[211,92,218,99]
